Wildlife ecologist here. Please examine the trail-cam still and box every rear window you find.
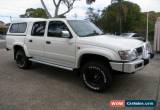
[10,23,27,33]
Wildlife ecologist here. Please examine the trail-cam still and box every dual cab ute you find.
[6,18,153,92]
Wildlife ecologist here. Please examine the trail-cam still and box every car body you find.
[121,33,145,41]
[6,18,153,92]
[0,34,3,39]
[120,33,154,58]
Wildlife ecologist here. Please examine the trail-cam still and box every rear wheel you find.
[80,61,112,92]
[15,50,31,69]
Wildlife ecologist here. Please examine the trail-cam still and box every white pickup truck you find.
[6,18,153,92]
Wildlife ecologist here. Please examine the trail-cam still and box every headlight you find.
[119,49,138,61]
[144,42,152,53]
[143,42,152,59]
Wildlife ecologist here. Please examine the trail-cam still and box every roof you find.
[10,18,87,24]
[11,17,86,23]
[11,18,47,23]
[11,18,69,23]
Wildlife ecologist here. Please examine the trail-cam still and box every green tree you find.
[142,11,160,41]
[20,8,48,18]
[97,1,141,35]
[111,0,124,34]
[86,7,100,22]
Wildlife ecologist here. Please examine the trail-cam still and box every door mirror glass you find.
[62,31,70,38]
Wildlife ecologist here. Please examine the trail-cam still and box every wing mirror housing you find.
[62,31,72,38]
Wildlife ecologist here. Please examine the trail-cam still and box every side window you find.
[10,23,27,33]
[31,21,46,36]
[48,21,69,37]
[10,24,19,33]
[19,23,27,33]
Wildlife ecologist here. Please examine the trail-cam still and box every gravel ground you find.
[0,40,6,49]
[0,43,160,110]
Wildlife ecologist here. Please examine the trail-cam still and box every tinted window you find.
[48,21,68,37]
[31,21,46,36]
[10,23,27,33]
[19,23,27,33]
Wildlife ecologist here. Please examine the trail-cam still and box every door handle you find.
[29,39,33,42]
[46,41,51,44]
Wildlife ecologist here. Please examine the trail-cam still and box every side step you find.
[29,58,73,71]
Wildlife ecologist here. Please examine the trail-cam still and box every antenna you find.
[10,16,12,22]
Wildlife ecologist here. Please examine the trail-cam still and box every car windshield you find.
[68,20,104,37]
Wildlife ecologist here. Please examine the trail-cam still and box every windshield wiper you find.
[85,33,99,36]
[85,31,101,37]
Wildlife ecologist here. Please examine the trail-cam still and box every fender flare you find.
[13,42,30,57]
[76,48,120,68]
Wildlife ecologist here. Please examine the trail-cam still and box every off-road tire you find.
[80,61,112,92]
[15,50,31,69]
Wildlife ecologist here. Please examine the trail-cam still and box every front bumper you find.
[110,42,154,73]
[110,58,150,73]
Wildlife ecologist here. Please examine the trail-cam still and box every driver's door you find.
[44,21,76,68]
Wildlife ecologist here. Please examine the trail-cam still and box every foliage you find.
[97,1,141,35]
[94,1,160,41]
[86,7,100,22]
[20,8,48,18]
[0,28,7,35]
[143,11,160,41]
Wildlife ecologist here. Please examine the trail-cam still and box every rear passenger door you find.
[25,21,46,59]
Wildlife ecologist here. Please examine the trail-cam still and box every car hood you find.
[78,35,144,51]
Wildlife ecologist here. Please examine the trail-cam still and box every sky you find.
[0,0,160,23]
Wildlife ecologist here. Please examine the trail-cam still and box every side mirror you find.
[62,31,71,38]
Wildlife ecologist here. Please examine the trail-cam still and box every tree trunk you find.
[40,0,52,18]
[54,7,58,17]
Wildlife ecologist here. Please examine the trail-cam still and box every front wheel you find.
[80,61,112,92]
[15,50,31,69]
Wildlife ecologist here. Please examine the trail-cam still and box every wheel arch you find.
[13,44,30,60]
[77,53,111,69]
